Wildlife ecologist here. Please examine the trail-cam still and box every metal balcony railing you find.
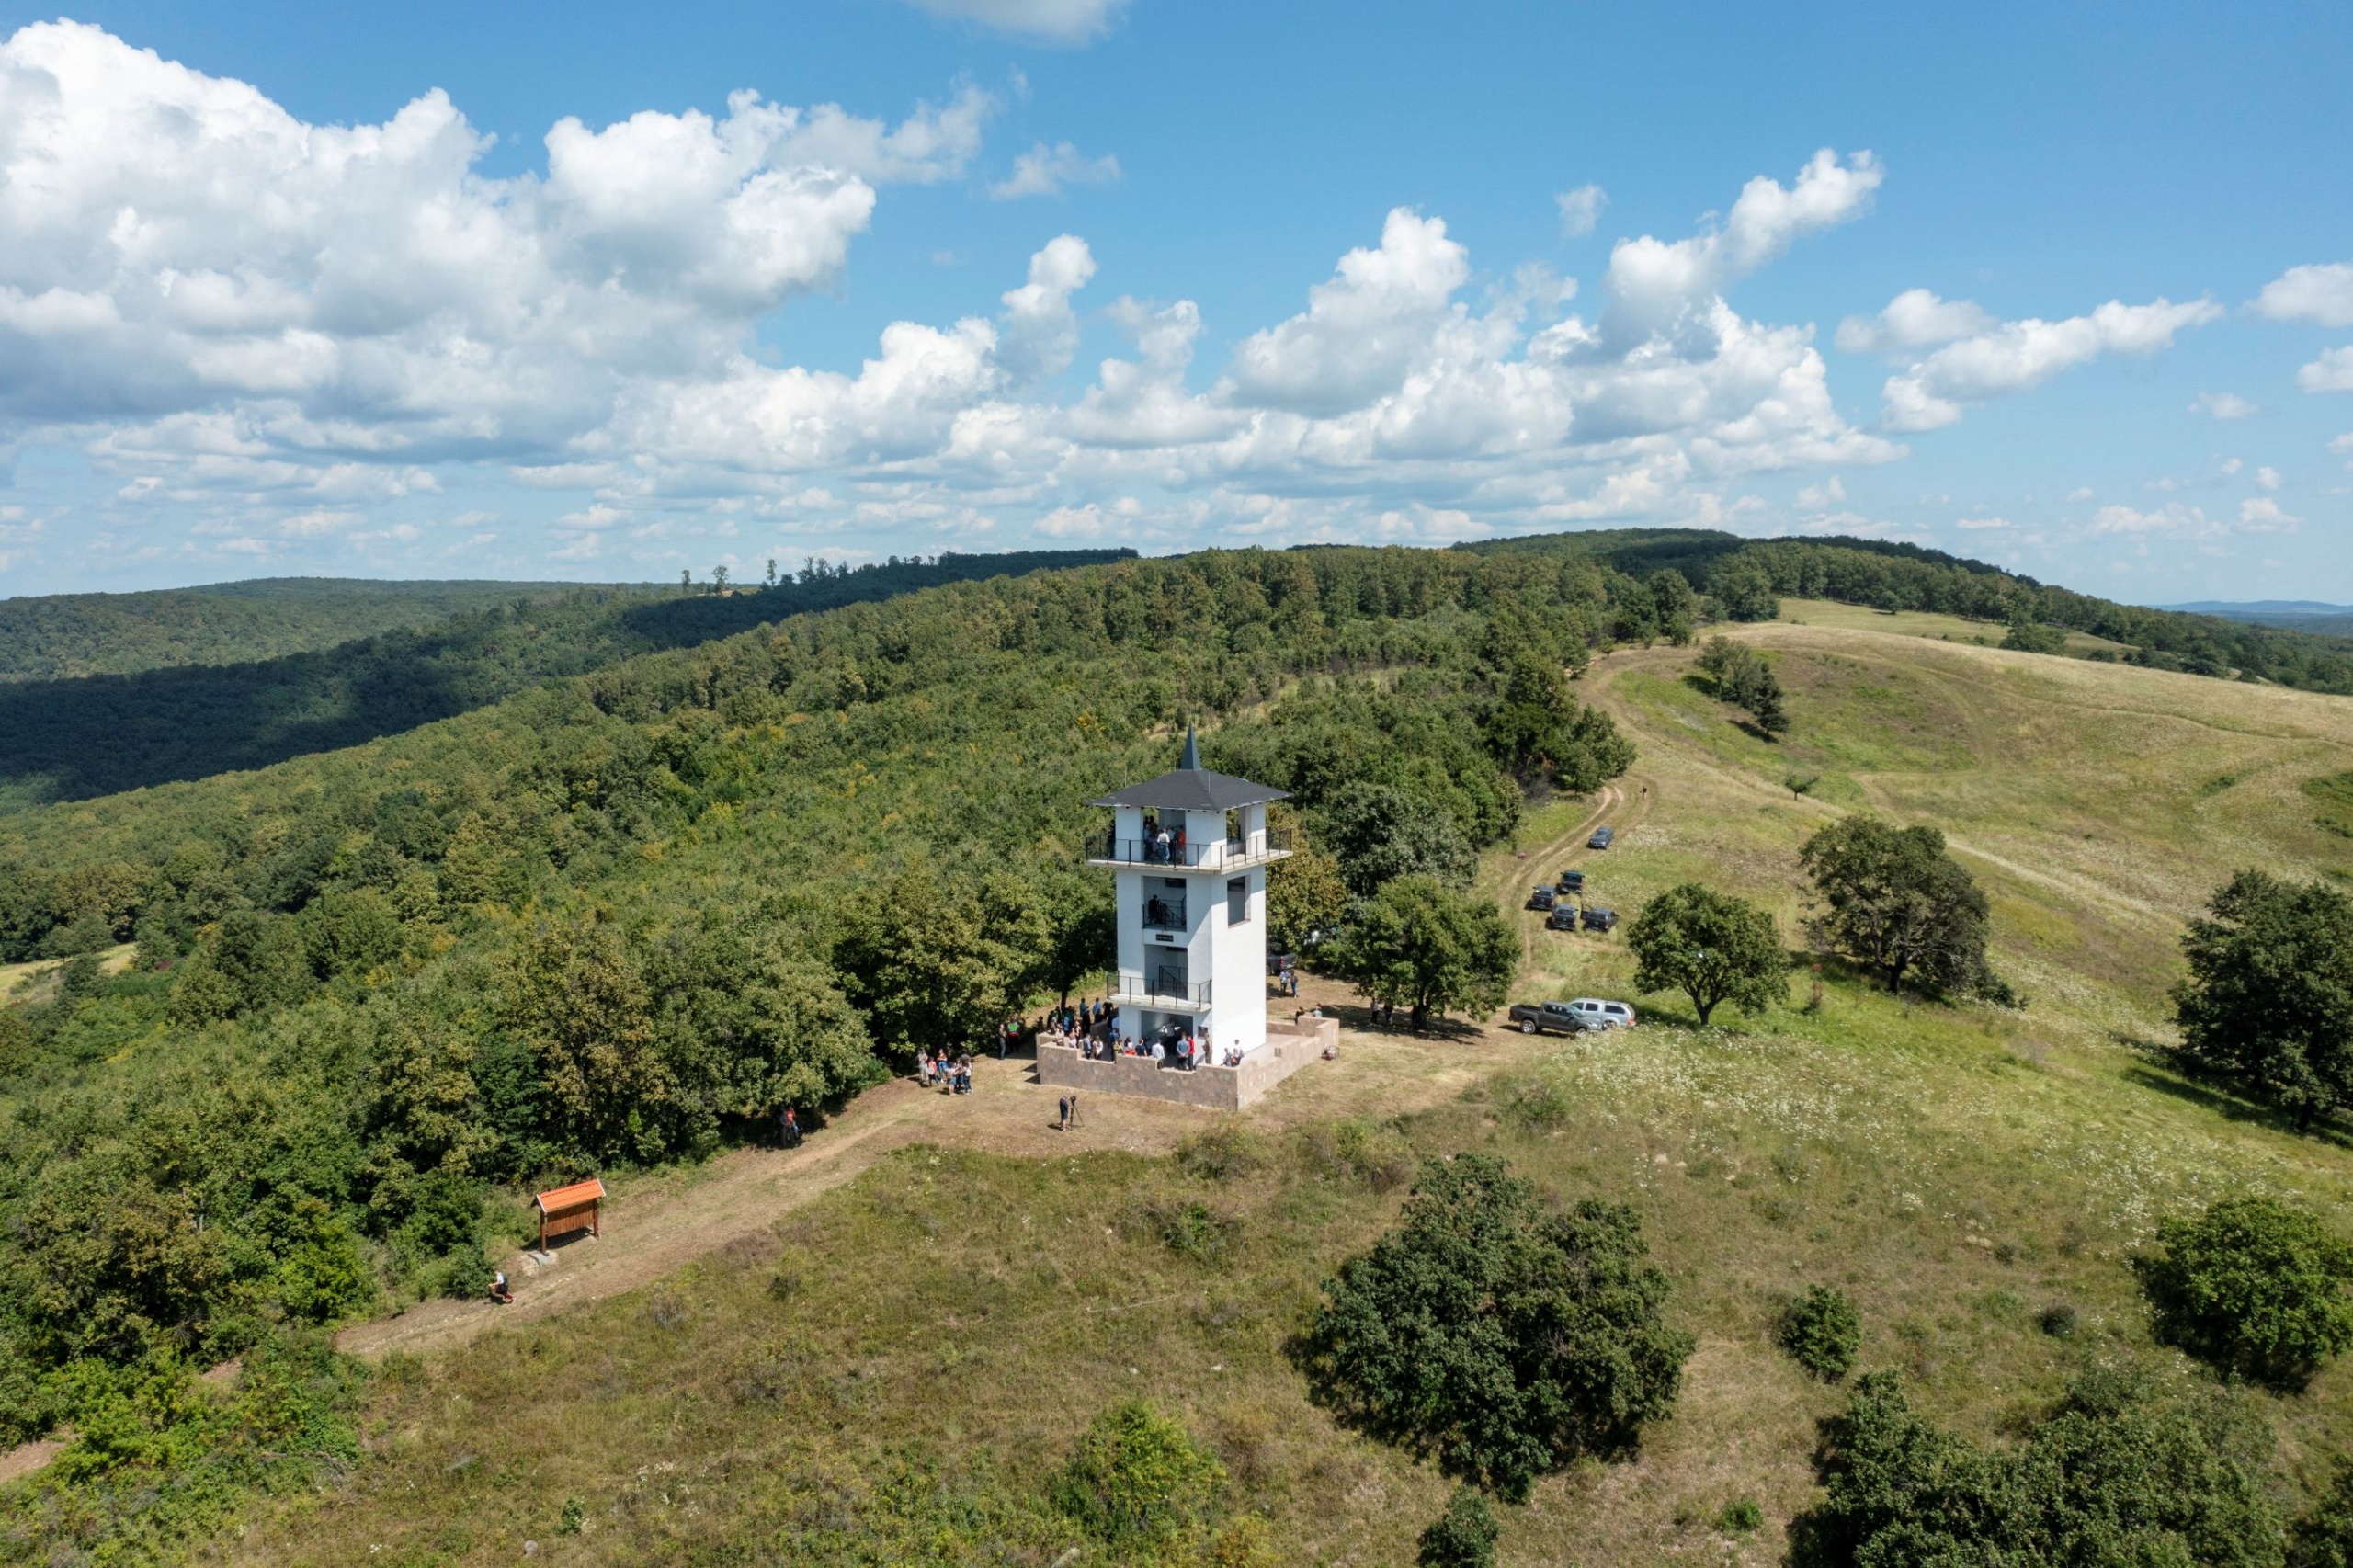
[1114,971,1213,1007]
[1142,897,1188,930]
[1092,826,1292,868]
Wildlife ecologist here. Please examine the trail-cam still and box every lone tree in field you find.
[1292,1153,1695,1503]
[1695,637,1790,739]
[1798,816,2006,1000]
[2172,869,2353,1131]
[1324,876,1517,1031]
[2135,1195,2353,1392]
[1627,883,1788,1026]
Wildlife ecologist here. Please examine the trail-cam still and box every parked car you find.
[1567,997,1637,1028]
[1526,885,1556,911]
[1580,906,1618,933]
[1507,999,1596,1036]
[1587,825,1614,849]
[1545,904,1581,931]
[1555,869,1586,893]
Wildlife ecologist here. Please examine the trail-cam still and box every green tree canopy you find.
[1799,815,2004,1000]
[2135,1196,2353,1392]
[1695,636,1790,738]
[1792,1369,2282,1568]
[1324,876,1517,1031]
[1317,783,1477,896]
[833,869,1053,1058]
[1292,1153,1695,1503]
[1482,653,1636,790]
[1627,882,1788,1025]
[2172,870,2353,1131]
[1267,836,1350,954]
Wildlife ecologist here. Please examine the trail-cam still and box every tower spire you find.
[1180,722,1199,770]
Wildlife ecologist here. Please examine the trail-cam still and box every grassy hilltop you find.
[226,614,2353,1563]
[3,540,2353,1563]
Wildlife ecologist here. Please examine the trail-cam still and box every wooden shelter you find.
[533,1177,605,1252]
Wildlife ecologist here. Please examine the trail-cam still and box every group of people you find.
[1141,817,1188,864]
[1271,955,1300,996]
[1042,997,1120,1045]
[917,1049,974,1094]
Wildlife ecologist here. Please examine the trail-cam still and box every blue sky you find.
[0,0,2347,602]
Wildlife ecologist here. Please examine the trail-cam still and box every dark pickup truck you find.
[1526,885,1556,911]
[1581,906,1619,933]
[1555,869,1585,893]
[1506,999,1594,1036]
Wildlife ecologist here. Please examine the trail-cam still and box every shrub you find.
[2039,1302,2080,1339]
[1209,1515,1280,1568]
[1792,1369,2282,1568]
[1150,1199,1242,1265]
[1048,1401,1225,1559]
[2291,1465,2353,1568]
[1778,1286,1862,1382]
[1718,1497,1764,1534]
[2136,1197,2353,1391]
[1292,1153,1694,1502]
[1417,1487,1501,1568]
[1177,1122,1265,1182]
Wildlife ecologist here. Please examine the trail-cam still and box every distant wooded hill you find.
[0,577,606,681]
[1461,530,2353,693]
[2162,600,2353,639]
[0,550,1132,810]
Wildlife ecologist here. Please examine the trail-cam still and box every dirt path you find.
[336,1003,1550,1361]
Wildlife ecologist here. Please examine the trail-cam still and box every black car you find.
[1526,885,1556,911]
[1545,904,1581,931]
[1556,869,1585,893]
[1587,825,1614,849]
[1580,906,1618,933]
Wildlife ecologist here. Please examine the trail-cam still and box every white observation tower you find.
[1085,724,1291,1058]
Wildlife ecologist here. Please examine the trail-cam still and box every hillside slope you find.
[0,577,598,681]
[202,619,2353,1567]
[0,549,1131,810]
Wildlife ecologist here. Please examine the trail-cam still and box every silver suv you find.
[1567,998,1636,1029]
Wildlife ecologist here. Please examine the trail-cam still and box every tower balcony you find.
[1113,971,1213,1009]
[1089,825,1292,871]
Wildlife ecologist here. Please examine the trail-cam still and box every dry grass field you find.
[212,624,2353,1567]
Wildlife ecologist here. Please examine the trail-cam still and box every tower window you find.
[1228,877,1249,925]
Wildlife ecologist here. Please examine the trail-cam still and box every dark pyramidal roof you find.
[1086,724,1290,812]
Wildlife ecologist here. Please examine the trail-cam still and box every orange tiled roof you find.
[535,1178,606,1213]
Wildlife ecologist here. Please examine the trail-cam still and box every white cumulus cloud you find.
[1836,289,1993,354]
[1870,296,2222,431]
[1226,209,1474,415]
[1555,184,1606,238]
[2254,262,2353,328]
[0,18,989,475]
[2189,392,2258,420]
[0,38,1918,573]
[1605,149,1881,331]
[989,141,1122,199]
[2300,346,2353,393]
[904,0,1125,42]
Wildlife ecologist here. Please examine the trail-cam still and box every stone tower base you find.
[1035,1015,1338,1110]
